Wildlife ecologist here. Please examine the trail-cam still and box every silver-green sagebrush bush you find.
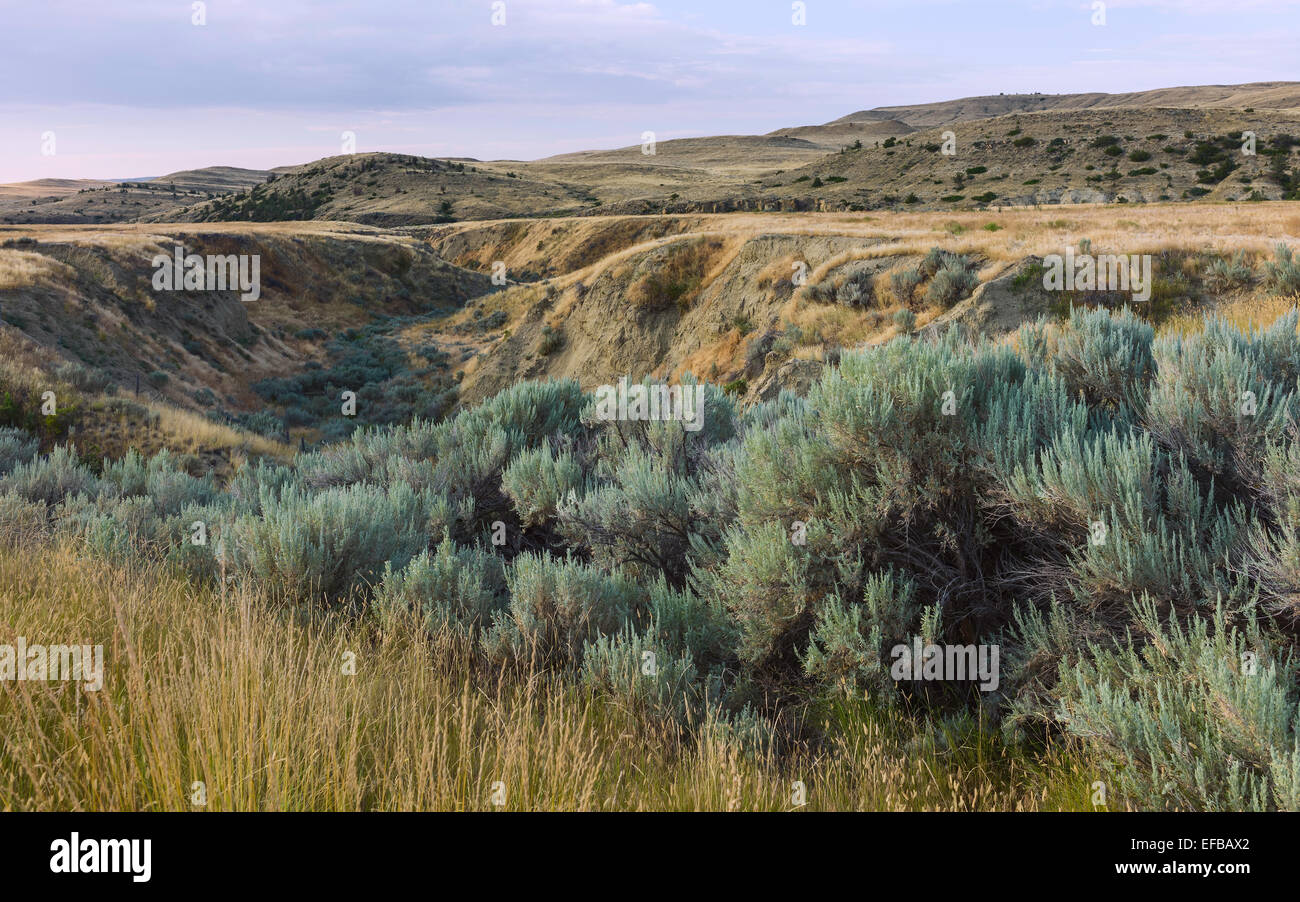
[580,628,702,723]
[803,569,919,698]
[228,481,433,606]
[0,427,39,476]
[502,443,586,527]
[8,308,1300,809]
[1056,599,1298,811]
[1263,243,1300,295]
[1144,310,1300,482]
[372,534,506,636]
[0,445,97,507]
[1050,305,1155,414]
[485,553,648,664]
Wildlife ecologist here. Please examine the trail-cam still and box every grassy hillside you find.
[744,109,1300,212]
[166,153,598,225]
[407,204,1300,406]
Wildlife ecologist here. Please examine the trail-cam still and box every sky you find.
[1,0,1297,182]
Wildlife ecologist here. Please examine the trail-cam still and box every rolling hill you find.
[7,81,1299,227]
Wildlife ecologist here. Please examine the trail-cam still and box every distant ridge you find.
[842,81,1300,128]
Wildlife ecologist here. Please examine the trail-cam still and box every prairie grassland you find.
[0,541,1096,812]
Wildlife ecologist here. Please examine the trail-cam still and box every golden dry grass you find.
[0,249,75,290]
[1160,290,1300,336]
[433,203,1300,271]
[0,331,59,393]
[0,540,1098,812]
[139,401,291,460]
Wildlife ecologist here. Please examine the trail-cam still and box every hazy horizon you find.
[2,0,1298,182]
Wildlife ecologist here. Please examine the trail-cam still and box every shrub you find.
[59,494,164,563]
[1057,599,1298,811]
[372,535,507,636]
[1262,243,1300,295]
[1206,251,1254,288]
[228,481,433,606]
[537,324,563,355]
[802,569,919,697]
[502,443,585,527]
[240,410,285,440]
[580,628,701,722]
[835,278,867,307]
[1144,310,1300,482]
[700,332,1042,676]
[485,554,648,664]
[0,427,39,476]
[890,268,923,301]
[0,446,96,507]
[1050,305,1155,413]
[557,446,696,584]
[97,449,217,515]
[924,260,979,307]
[54,361,113,394]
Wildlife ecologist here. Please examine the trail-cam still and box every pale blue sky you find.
[1,0,1296,181]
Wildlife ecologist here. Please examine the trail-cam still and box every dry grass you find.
[0,221,408,245]
[625,237,732,311]
[0,249,75,290]
[0,541,1097,811]
[0,331,58,393]
[140,401,291,460]
[676,326,748,383]
[1160,291,1300,336]
[426,205,1300,299]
